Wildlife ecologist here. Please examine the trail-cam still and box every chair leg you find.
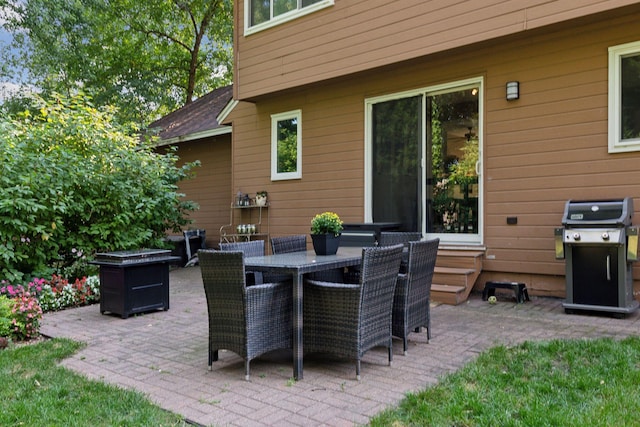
[208,347,218,370]
[389,343,393,365]
[403,337,408,356]
[356,360,361,381]
[245,360,250,382]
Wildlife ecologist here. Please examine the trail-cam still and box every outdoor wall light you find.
[506,81,519,101]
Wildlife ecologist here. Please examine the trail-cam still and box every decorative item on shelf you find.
[255,191,268,206]
[235,192,252,207]
[310,211,343,255]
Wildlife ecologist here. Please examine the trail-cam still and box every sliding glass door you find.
[366,78,482,245]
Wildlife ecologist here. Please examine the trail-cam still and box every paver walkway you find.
[40,266,640,427]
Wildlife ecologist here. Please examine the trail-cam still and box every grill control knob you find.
[602,232,609,241]
[572,232,581,241]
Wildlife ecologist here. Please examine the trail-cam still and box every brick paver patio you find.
[40,266,640,427]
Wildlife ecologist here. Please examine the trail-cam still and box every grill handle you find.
[554,228,565,259]
[628,227,639,261]
[606,255,611,281]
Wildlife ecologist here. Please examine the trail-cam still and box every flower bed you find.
[0,275,100,343]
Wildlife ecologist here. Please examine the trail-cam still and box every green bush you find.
[0,296,12,337]
[0,93,199,282]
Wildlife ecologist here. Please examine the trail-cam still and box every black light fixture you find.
[506,81,519,101]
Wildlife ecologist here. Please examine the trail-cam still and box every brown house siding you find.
[235,0,640,100]
[165,135,232,247]
[228,10,640,297]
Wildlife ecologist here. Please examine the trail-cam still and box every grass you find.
[0,338,188,427]
[370,336,640,427]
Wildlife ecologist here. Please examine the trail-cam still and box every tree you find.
[0,92,199,283]
[0,0,233,125]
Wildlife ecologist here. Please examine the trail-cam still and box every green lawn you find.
[370,337,640,427]
[0,338,188,426]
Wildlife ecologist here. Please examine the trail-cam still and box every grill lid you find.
[561,198,633,227]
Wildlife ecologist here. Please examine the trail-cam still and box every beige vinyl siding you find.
[229,10,640,295]
[235,0,640,100]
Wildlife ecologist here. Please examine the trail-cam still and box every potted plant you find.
[310,211,343,255]
[255,191,268,206]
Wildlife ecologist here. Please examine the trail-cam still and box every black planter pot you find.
[310,233,341,255]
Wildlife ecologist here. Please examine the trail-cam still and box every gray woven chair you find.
[219,240,269,284]
[392,238,439,355]
[379,231,422,274]
[198,250,293,381]
[303,244,404,380]
[378,231,422,247]
[271,234,307,254]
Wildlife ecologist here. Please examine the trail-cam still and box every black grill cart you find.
[555,198,639,317]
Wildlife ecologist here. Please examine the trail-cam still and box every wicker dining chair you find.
[303,244,404,380]
[271,234,307,254]
[378,231,423,247]
[392,238,439,355]
[219,240,269,284]
[198,250,293,381]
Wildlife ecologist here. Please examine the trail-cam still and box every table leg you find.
[293,271,303,380]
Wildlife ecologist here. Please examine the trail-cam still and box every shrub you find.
[0,296,13,337]
[0,93,199,282]
[10,293,42,341]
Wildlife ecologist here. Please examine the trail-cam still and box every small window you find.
[246,0,333,34]
[271,110,302,181]
[608,41,640,153]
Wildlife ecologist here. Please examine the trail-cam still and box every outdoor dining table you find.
[244,246,363,380]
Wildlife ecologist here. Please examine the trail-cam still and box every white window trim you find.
[271,109,302,181]
[608,40,640,153]
[245,0,334,36]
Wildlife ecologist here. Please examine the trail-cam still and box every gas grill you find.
[555,198,639,317]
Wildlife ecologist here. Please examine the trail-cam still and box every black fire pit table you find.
[91,249,180,319]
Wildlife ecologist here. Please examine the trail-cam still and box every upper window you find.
[245,0,333,35]
[271,110,302,181]
[608,41,640,153]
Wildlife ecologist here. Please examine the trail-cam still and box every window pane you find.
[302,0,322,6]
[621,53,640,140]
[371,96,421,231]
[274,0,296,17]
[427,88,479,234]
[277,118,298,173]
[251,0,270,26]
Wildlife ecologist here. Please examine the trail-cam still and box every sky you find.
[0,23,25,101]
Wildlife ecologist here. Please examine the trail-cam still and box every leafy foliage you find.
[310,212,343,236]
[0,0,233,125]
[0,296,12,337]
[0,93,198,282]
[276,117,298,173]
[7,293,42,341]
